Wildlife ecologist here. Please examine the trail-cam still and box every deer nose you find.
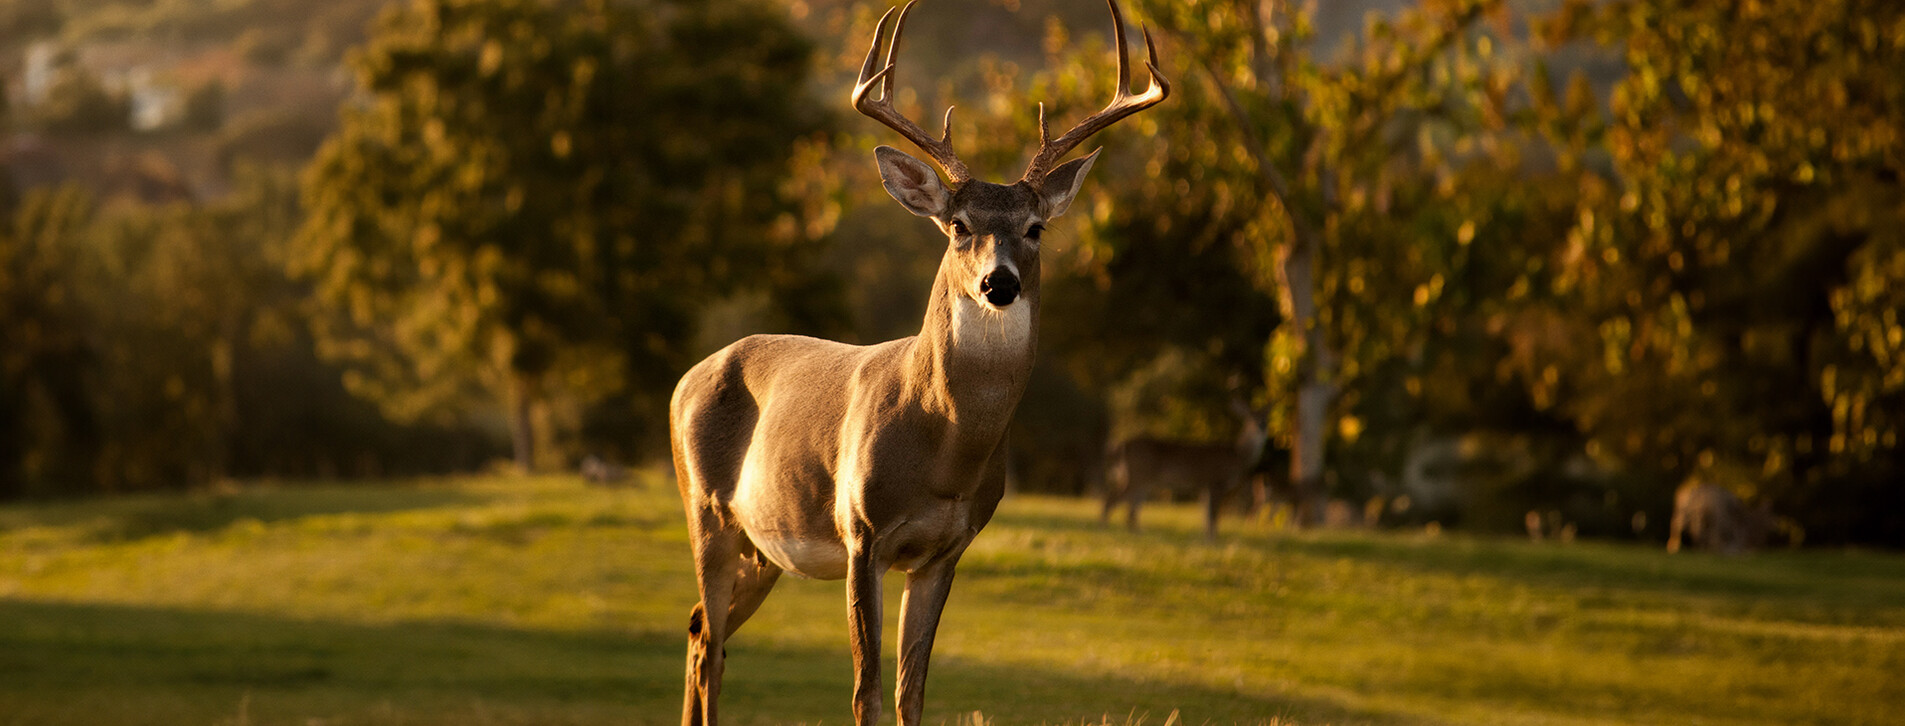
[978,267,1020,307]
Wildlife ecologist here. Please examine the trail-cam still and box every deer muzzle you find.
[978,267,1021,307]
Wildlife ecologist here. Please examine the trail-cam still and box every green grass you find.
[2,474,1901,725]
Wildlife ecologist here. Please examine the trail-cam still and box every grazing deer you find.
[1667,478,1774,554]
[1101,396,1265,540]
[667,2,1165,724]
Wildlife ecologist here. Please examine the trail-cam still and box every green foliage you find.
[1027,0,1534,489]
[1011,0,1905,542]
[0,168,502,496]
[1523,0,1905,542]
[295,0,837,467]
[2,476,1901,724]
[30,64,129,135]
[0,185,98,498]
[6,0,1904,546]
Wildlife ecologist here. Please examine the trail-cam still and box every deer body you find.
[673,178,1059,726]
[1667,479,1773,554]
[670,2,1162,723]
[1102,398,1265,539]
[677,232,1037,581]
[1103,437,1247,535]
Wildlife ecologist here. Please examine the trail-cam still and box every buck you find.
[666,1,1166,723]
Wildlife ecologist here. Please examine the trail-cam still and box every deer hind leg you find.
[725,543,784,635]
[682,513,752,726]
[683,539,783,726]
[1124,482,1147,532]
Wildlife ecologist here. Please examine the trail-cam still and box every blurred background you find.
[1,0,1899,546]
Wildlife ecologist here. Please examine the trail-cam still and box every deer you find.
[1101,395,1266,540]
[1667,477,1776,554]
[665,1,1166,724]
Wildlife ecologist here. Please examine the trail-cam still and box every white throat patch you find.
[950,293,1032,357]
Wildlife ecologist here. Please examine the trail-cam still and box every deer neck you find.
[905,252,1038,439]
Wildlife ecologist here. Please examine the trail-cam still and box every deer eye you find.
[1026,223,1044,241]
[949,219,970,236]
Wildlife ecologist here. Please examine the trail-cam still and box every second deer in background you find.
[1103,395,1277,540]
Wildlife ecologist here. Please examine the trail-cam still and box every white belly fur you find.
[751,535,849,580]
[730,456,849,580]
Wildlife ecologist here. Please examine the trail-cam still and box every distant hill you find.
[1,0,384,201]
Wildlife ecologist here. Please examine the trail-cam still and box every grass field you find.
[1,472,1901,725]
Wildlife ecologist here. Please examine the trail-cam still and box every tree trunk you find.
[1279,217,1336,527]
[510,373,538,474]
[211,311,241,481]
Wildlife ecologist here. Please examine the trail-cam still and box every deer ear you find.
[1038,148,1100,219]
[875,145,949,218]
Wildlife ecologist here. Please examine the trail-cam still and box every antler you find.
[852,1,972,185]
[1020,0,1170,186]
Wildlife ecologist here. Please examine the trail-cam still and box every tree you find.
[1528,0,1905,543]
[1082,0,1509,514]
[296,0,834,470]
[0,184,99,498]
[32,64,129,135]
[80,167,308,487]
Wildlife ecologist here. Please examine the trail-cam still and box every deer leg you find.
[846,541,885,725]
[725,548,784,635]
[1204,480,1224,542]
[1125,485,1144,532]
[1667,506,1686,553]
[681,544,783,726]
[683,518,741,726]
[1249,473,1269,519]
[1101,462,1124,527]
[896,551,964,725]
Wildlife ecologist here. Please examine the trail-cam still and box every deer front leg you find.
[896,551,963,725]
[1126,488,1145,532]
[1667,504,1687,553]
[847,542,885,725]
[1206,475,1240,542]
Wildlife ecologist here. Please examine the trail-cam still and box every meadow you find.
[1,472,1900,725]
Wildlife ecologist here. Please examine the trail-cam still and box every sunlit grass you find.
[2,474,1901,725]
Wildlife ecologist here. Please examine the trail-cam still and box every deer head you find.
[851,0,1168,312]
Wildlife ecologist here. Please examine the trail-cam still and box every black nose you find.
[979,267,1020,306]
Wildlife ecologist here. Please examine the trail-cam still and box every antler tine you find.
[852,0,972,184]
[855,6,894,91]
[1021,0,1170,186]
[1108,0,1131,100]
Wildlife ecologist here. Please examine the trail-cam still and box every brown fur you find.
[1102,438,1251,539]
[671,159,1092,726]
[1667,480,1772,554]
[672,2,1162,719]
[1102,396,1267,540]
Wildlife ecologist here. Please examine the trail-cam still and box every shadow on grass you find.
[1270,534,1905,612]
[995,498,1905,614]
[0,482,492,544]
[0,598,1383,726]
